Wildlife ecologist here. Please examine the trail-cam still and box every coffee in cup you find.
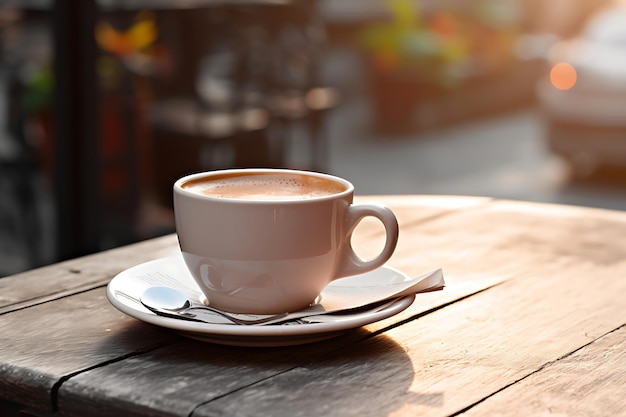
[174,168,399,314]
[181,171,346,201]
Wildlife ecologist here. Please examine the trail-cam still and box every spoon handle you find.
[184,306,290,325]
[150,308,208,323]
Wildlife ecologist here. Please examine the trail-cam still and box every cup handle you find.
[335,204,399,279]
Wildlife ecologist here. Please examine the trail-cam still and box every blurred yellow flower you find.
[96,11,158,58]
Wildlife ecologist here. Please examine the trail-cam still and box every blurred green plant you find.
[22,65,53,115]
[358,0,520,88]
[21,10,167,115]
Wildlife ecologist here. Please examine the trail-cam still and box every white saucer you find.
[106,255,415,347]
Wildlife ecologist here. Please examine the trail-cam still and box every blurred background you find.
[1,0,626,277]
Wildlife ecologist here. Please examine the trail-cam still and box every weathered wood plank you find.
[0,196,487,415]
[52,199,498,417]
[0,288,180,412]
[189,202,626,416]
[462,325,626,416]
[351,195,491,259]
[0,235,180,313]
[56,332,381,417]
[6,197,626,417]
[192,334,424,417]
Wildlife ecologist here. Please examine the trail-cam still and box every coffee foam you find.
[183,173,346,201]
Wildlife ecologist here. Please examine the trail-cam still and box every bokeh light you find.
[550,62,577,90]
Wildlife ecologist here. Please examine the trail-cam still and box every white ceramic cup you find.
[173,168,399,314]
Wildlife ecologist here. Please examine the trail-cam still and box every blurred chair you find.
[147,1,339,207]
[0,61,45,275]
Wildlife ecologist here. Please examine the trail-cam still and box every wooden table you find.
[2,195,625,417]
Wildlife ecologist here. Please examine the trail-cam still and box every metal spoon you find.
[140,285,403,326]
[140,268,444,326]
[140,286,290,325]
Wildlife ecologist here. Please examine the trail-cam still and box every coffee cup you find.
[173,168,399,314]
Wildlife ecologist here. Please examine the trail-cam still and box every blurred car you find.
[536,6,626,177]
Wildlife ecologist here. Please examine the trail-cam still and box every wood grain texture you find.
[351,195,491,260]
[0,196,470,415]
[462,325,626,416]
[0,288,179,412]
[0,234,179,313]
[191,200,626,417]
[56,332,382,417]
[53,198,496,417]
[2,196,626,417]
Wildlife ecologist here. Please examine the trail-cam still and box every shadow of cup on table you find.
[82,324,438,416]
[191,332,442,416]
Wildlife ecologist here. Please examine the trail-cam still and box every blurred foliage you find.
[22,65,53,114]
[95,10,170,84]
[95,11,158,58]
[359,0,521,88]
[22,10,168,113]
